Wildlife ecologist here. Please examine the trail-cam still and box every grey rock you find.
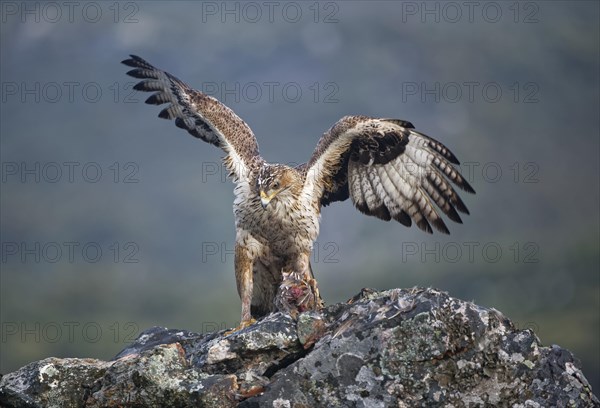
[1,288,598,407]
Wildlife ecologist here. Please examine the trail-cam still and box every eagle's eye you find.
[272,181,280,190]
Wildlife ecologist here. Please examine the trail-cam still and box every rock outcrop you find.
[1,288,598,407]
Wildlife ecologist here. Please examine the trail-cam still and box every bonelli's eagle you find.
[122,55,475,328]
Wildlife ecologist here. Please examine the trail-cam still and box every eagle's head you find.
[257,164,300,209]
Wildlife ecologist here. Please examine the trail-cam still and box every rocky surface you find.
[1,287,598,407]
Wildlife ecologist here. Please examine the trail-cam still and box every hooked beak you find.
[260,190,273,209]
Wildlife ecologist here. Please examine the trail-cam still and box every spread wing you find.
[304,115,475,234]
[122,55,261,183]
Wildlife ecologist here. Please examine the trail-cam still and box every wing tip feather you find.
[121,54,147,67]
[158,107,171,120]
[375,206,392,221]
[446,207,463,224]
[174,117,188,130]
[145,93,165,105]
[355,202,393,222]
[461,180,476,194]
[416,218,433,234]
[132,82,148,91]
[393,211,412,227]
[432,218,450,235]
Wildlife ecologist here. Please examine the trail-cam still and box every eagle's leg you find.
[298,252,324,310]
[307,269,324,310]
[225,243,256,335]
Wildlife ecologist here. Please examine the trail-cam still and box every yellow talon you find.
[224,318,257,336]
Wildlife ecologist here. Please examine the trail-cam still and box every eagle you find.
[122,55,475,328]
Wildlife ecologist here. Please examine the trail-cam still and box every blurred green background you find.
[1,0,598,392]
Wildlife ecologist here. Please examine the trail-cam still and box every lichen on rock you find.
[1,288,598,407]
